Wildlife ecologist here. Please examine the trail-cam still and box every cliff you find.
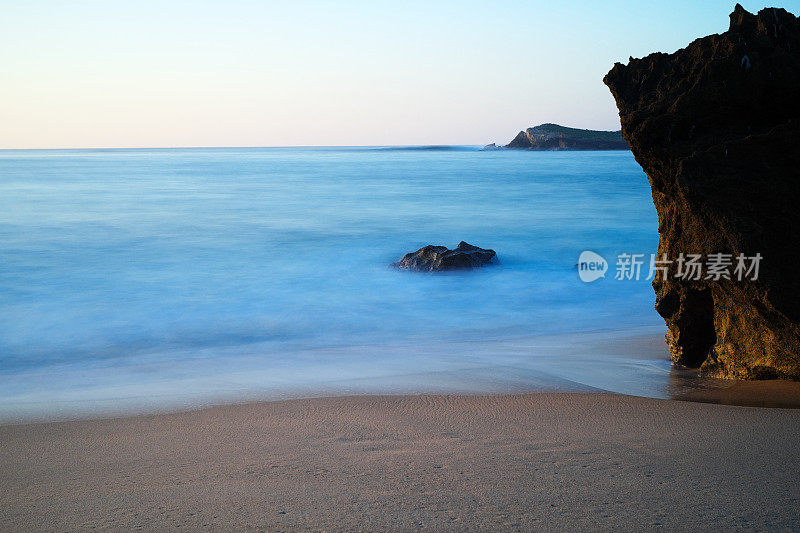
[505,123,629,150]
[604,5,800,379]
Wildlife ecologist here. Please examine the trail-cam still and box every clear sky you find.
[1,1,797,148]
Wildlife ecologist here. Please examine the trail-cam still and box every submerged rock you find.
[393,242,497,272]
[504,123,628,150]
[604,5,800,380]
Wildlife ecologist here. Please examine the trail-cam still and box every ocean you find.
[0,147,686,421]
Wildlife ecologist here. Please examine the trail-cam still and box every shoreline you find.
[0,328,675,424]
[3,376,800,428]
[4,331,800,425]
[2,392,799,531]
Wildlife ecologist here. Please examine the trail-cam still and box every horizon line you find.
[0,144,493,151]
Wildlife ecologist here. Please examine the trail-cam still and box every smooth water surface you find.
[0,147,673,420]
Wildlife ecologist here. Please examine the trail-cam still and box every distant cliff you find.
[505,124,629,150]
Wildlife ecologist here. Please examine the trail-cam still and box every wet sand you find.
[676,379,800,408]
[2,392,800,531]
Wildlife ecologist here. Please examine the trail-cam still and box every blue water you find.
[0,147,674,421]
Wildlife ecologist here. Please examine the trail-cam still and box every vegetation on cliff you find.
[505,123,628,150]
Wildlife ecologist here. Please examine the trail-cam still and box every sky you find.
[2,0,797,148]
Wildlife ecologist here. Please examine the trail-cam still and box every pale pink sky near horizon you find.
[2,0,795,149]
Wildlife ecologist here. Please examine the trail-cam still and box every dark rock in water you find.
[604,4,800,380]
[393,242,497,271]
[504,123,629,150]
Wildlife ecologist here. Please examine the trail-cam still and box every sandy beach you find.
[2,392,799,531]
[4,1,800,532]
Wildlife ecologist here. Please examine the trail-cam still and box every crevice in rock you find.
[673,288,717,368]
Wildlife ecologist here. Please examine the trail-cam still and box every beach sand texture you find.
[2,392,799,531]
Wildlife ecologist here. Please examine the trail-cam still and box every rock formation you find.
[505,123,628,150]
[393,242,497,272]
[604,5,800,379]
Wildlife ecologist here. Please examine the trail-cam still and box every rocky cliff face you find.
[604,5,800,379]
[505,123,628,150]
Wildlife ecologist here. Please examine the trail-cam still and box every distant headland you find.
[494,123,629,150]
